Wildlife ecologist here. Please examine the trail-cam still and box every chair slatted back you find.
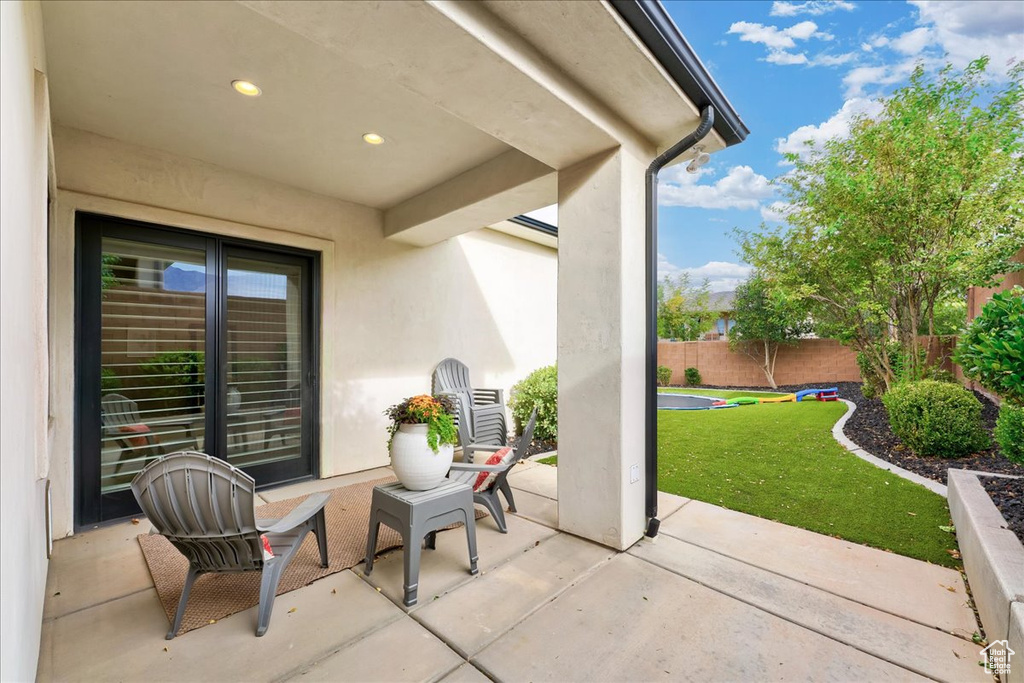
[101,393,143,429]
[131,451,263,572]
[433,358,475,439]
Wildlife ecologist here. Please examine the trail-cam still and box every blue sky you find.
[647,0,1024,291]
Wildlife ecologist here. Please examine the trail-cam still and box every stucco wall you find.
[658,337,954,388]
[49,126,557,537]
[1,1,51,680]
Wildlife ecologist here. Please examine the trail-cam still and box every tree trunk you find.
[762,341,778,389]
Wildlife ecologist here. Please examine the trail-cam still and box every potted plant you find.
[385,394,458,490]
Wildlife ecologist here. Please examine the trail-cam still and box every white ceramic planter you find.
[390,423,454,491]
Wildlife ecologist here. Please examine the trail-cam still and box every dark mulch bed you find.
[696,381,1023,486]
[981,476,1024,544]
[509,434,556,458]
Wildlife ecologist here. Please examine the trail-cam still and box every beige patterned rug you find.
[137,476,482,635]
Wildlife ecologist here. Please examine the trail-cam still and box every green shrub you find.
[684,367,702,386]
[995,403,1024,463]
[509,365,557,442]
[101,368,121,392]
[139,350,205,411]
[955,286,1024,406]
[881,380,989,457]
[657,366,672,387]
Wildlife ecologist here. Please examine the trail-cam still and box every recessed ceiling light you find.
[231,80,262,97]
[362,132,385,145]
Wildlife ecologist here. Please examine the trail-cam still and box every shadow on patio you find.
[39,460,984,682]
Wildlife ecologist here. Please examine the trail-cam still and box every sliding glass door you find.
[76,214,318,526]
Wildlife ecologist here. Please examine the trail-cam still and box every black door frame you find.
[74,212,321,528]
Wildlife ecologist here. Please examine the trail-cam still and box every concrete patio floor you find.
[38,461,988,682]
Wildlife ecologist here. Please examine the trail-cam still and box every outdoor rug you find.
[137,475,484,635]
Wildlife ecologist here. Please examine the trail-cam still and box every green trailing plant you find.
[881,380,989,458]
[657,366,672,387]
[509,365,557,442]
[684,367,702,386]
[384,394,457,454]
[995,404,1024,463]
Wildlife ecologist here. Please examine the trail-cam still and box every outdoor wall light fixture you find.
[685,146,711,173]
[362,133,386,145]
[231,80,262,97]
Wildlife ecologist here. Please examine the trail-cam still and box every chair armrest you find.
[257,492,329,534]
[473,388,503,406]
[449,462,508,473]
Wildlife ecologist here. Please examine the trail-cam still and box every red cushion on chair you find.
[473,447,513,492]
[118,424,152,449]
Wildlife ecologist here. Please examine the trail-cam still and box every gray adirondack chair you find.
[131,451,329,639]
[432,358,507,448]
[447,408,537,533]
[101,393,160,472]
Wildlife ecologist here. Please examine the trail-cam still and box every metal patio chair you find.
[432,358,508,448]
[131,451,329,638]
[447,408,537,533]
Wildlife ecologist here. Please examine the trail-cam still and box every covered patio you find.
[0,1,988,680]
[39,462,983,681]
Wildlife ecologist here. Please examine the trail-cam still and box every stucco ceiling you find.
[40,1,511,210]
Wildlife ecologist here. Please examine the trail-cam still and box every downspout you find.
[645,105,715,538]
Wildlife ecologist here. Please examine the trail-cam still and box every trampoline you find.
[656,393,736,410]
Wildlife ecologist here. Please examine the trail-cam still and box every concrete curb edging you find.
[833,399,948,497]
[947,468,1024,683]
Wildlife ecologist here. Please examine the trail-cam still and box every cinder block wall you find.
[657,337,954,388]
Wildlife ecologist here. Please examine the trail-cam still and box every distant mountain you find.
[163,265,206,293]
[163,264,286,300]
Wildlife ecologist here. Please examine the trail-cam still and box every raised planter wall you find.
[657,337,954,388]
[948,469,1024,683]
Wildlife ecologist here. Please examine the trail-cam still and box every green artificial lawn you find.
[660,388,790,399]
[658,401,959,567]
[537,454,558,466]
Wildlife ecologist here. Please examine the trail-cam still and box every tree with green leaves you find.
[740,58,1024,392]
[729,273,811,388]
[657,272,714,341]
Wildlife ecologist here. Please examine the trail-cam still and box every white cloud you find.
[910,1,1024,75]
[890,27,933,56]
[659,165,773,210]
[657,255,753,292]
[767,50,809,65]
[760,202,794,222]
[686,261,754,292]
[728,20,837,66]
[657,253,682,281]
[810,52,858,66]
[774,97,884,161]
[728,20,821,50]
[842,59,919,98]
[770,1,856,17]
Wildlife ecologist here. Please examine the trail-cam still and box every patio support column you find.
[557,147,647,551]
